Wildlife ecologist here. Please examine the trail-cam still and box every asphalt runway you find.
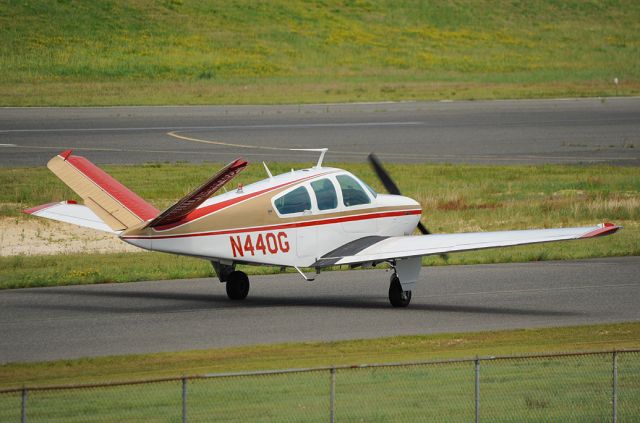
[1,257,638,363]
[1,98,639,167]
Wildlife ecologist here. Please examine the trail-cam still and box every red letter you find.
[278,232,290,253]
[244,235,255,256]
[230,236,243,257]
[266,233,278,254]
[255,234,267,255]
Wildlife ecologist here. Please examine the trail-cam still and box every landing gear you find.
[226,271,250,300]
[212,262,250,301]
[388,273,411,307]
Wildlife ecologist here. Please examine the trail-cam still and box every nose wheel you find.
[388,273,411,307]
[226,270,250,300]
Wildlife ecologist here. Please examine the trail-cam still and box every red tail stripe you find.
[66,155,159,221]
[148,158,248,229]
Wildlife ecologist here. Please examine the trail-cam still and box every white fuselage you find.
[122,167,421,268]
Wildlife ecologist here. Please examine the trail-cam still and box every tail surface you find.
[46,150,159,231]
[144,158,248,230]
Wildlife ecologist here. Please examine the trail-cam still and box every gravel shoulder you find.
[0,217,139,256]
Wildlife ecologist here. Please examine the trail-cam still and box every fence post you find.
[612,351,618,423]
[475,358,480,423]
[330,368,336,423]
[21,387,27,423]
[182,377,188,423]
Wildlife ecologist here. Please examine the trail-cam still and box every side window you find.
[310,178,338,211]
[337,175,371,207]
[274,186,311,215]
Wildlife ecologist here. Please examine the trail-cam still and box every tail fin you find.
[145,158,248,230]
[47,150,159,231]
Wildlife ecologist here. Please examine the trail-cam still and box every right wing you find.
[314,223,621,267]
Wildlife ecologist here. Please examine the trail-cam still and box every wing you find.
[23,201,118,234]
[314,223,621,267]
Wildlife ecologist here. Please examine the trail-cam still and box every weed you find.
[525,396,550,410]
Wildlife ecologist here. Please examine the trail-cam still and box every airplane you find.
[24,148,621,307]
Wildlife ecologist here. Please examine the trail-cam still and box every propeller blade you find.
[417,221,431,235]
[368,152,445,261]
[368,153,402,196]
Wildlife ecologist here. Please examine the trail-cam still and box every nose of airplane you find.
[376,193,421,209]
[401,195,421,208]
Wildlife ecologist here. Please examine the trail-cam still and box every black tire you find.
[226,271,250,300]
[388,274,411,307]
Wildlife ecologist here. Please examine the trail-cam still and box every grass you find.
[0,323,639,421]
[1,0,639,105]
[2,357,637,422]
[1,161,638,288]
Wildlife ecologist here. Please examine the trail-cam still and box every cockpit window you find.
[311,178,338,210]
[337,175,371,206]
[274,186,311,215]
[360,179,378,198]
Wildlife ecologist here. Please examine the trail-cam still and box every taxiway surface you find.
[1,98,639,166]
[1,257,638,363]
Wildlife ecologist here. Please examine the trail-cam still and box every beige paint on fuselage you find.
[122,171,420,239]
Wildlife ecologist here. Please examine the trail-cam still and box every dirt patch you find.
[0,217,141,256]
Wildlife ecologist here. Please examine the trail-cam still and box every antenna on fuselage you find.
[290,148,328,168]
[262,161,273,179]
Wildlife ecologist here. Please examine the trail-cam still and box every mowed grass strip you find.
[0,323,638,423]
[1,0,639,105]
[1,162,638,288]
[1,354,638,422]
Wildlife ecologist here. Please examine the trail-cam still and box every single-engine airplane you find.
[25,149,620,307]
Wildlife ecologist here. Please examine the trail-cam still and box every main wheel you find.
[226,271,250,300]
[388,274,411,307]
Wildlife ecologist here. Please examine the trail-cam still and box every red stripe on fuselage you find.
[122,209,422,240]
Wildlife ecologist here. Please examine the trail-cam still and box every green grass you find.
[1,0,639,105]
[1,161,638,288]
[0,323,639,421]
[2,357,637,422]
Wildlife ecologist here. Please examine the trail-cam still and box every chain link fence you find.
[1,350,638,422]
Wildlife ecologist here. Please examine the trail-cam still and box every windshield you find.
[359,178,378,198]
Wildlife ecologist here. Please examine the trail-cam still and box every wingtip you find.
[580,222,622,238]
[59,149,73,160]
[23,202,59,215]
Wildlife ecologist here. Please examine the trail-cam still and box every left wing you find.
[314,223,621,267]
[23,201,117,233]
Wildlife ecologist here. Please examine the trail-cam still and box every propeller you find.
[368,153,447,259]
